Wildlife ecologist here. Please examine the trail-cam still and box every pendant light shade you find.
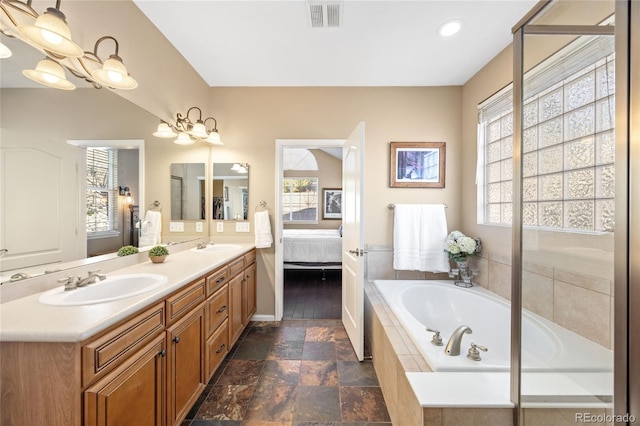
[174,132,195,145]
[205,130,223,145]
[18,8,83,58]
[189,121,208,139]
[91,55,138,90]
[153,122,177,138]
[22,58,75,90]
[0,42,12,58]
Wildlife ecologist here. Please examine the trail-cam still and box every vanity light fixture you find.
[231,163,248,174]
[0,41,12,58]
[1,0,137,90]
[153,107,224,146]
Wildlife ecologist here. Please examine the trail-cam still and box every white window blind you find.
[86,147,119,234]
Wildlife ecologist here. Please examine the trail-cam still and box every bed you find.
[282,228,342,270]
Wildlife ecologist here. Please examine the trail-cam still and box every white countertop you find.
[0,243,255,343]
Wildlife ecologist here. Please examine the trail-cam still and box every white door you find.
[342,122,365,361]
[0,140,80,272]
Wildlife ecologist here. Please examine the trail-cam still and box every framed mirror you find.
[170,163,206,220]
[213,163,249,220]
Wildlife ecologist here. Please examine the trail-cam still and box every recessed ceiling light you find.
[438,19,463,37]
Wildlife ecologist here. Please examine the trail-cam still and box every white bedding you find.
[282,229,342,264]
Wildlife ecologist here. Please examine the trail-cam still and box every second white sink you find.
[39,273,168,306]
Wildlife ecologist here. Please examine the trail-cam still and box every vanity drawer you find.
[206,319,229,380]
[244,249,256,266]
[206,285,229,336]
[82,302,165,386]
[206,265,229,296]
[227,256,245,278]
[166,278,206,325]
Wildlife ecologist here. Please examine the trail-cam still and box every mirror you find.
[170,163,206,220]
[0,36,163,283]
[212,163,249,220]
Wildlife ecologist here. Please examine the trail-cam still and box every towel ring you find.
[255,201,271,212]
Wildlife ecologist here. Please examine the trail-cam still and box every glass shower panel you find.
[519,2,615,422]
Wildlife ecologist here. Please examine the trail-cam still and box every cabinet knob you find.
[216,343,226,354]
[173,336,181,344]
[159,349,167,357]
[217,305,227,313]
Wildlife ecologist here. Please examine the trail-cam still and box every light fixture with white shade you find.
[22,57,75,90]
[153,107,224,146]
[1,0,137,90]
[0,42,12,58]
[437,19,463,37]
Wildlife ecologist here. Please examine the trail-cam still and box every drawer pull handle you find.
[216,305,227,313]
[217,277,226,283]
[173,336,181,344]
[159,349,167,357]
[216,343,226,354]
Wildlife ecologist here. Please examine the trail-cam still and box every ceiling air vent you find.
[308,1,342,28]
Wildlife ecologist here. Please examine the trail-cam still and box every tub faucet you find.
[444,325,473,356]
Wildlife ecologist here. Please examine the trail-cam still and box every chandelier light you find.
[1,0,137,90]
[153,107,224,146]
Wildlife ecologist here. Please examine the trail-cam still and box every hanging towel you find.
[393,204,449,272]
[254,210,273,249]
[138,210,162,247]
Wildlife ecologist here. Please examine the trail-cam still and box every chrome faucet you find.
[444,325,473,356]
[61,270,106,291]
[196,242,209,250]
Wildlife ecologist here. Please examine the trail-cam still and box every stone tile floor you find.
[182,320,391,426]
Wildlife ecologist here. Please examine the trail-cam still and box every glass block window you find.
[478,35,615,233]
[86,147,119,234]
[282,177,318,222]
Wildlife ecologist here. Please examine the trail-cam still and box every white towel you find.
[138,211,162,247]
[254,210,273,249]
[393,204,449,272]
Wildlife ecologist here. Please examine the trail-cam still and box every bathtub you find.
[373,280,613,374]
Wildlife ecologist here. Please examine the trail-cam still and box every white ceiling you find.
[133,0,538,87]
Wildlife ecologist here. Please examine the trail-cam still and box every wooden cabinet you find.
[229,273,244,346]
[84,334,167,426]
[1,248,258,426]
[167,305,206,426]
[243,261,257,324]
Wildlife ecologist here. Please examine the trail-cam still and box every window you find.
[282,177,318,222]
[478,35,615,233]
[86,147,119,234]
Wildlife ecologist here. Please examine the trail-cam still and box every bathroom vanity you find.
[0,244,256,426]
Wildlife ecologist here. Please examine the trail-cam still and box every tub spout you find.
[444,325,472,356]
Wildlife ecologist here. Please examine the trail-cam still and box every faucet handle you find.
[87,269,101,275]
[59,276,79,291]
[426,327,443,346]
[466,342,488,361]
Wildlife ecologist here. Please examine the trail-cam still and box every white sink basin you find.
[191,244,241,253]
[39,273,168,306]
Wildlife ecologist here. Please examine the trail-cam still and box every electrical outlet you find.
[169,222,184,232]
[216,222,224,232]
[235,222,250,233]
[196,222,203,233]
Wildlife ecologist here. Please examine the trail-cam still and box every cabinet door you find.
[84,334,166,426]
[167,305,206,426]
[229,274,244,346]
[243,262,257,324]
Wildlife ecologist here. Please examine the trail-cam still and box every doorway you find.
[274,139,345,320]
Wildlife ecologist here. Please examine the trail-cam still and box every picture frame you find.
[389,141,446,188]
[322,188,342,219]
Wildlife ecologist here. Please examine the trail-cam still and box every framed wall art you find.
[389,141,446,188]
[322,188,342,219]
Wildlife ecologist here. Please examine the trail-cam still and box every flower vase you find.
[455,259,473,287]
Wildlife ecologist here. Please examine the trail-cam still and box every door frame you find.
[274,139,345,321]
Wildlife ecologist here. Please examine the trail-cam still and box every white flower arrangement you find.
[444,230,482,262]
